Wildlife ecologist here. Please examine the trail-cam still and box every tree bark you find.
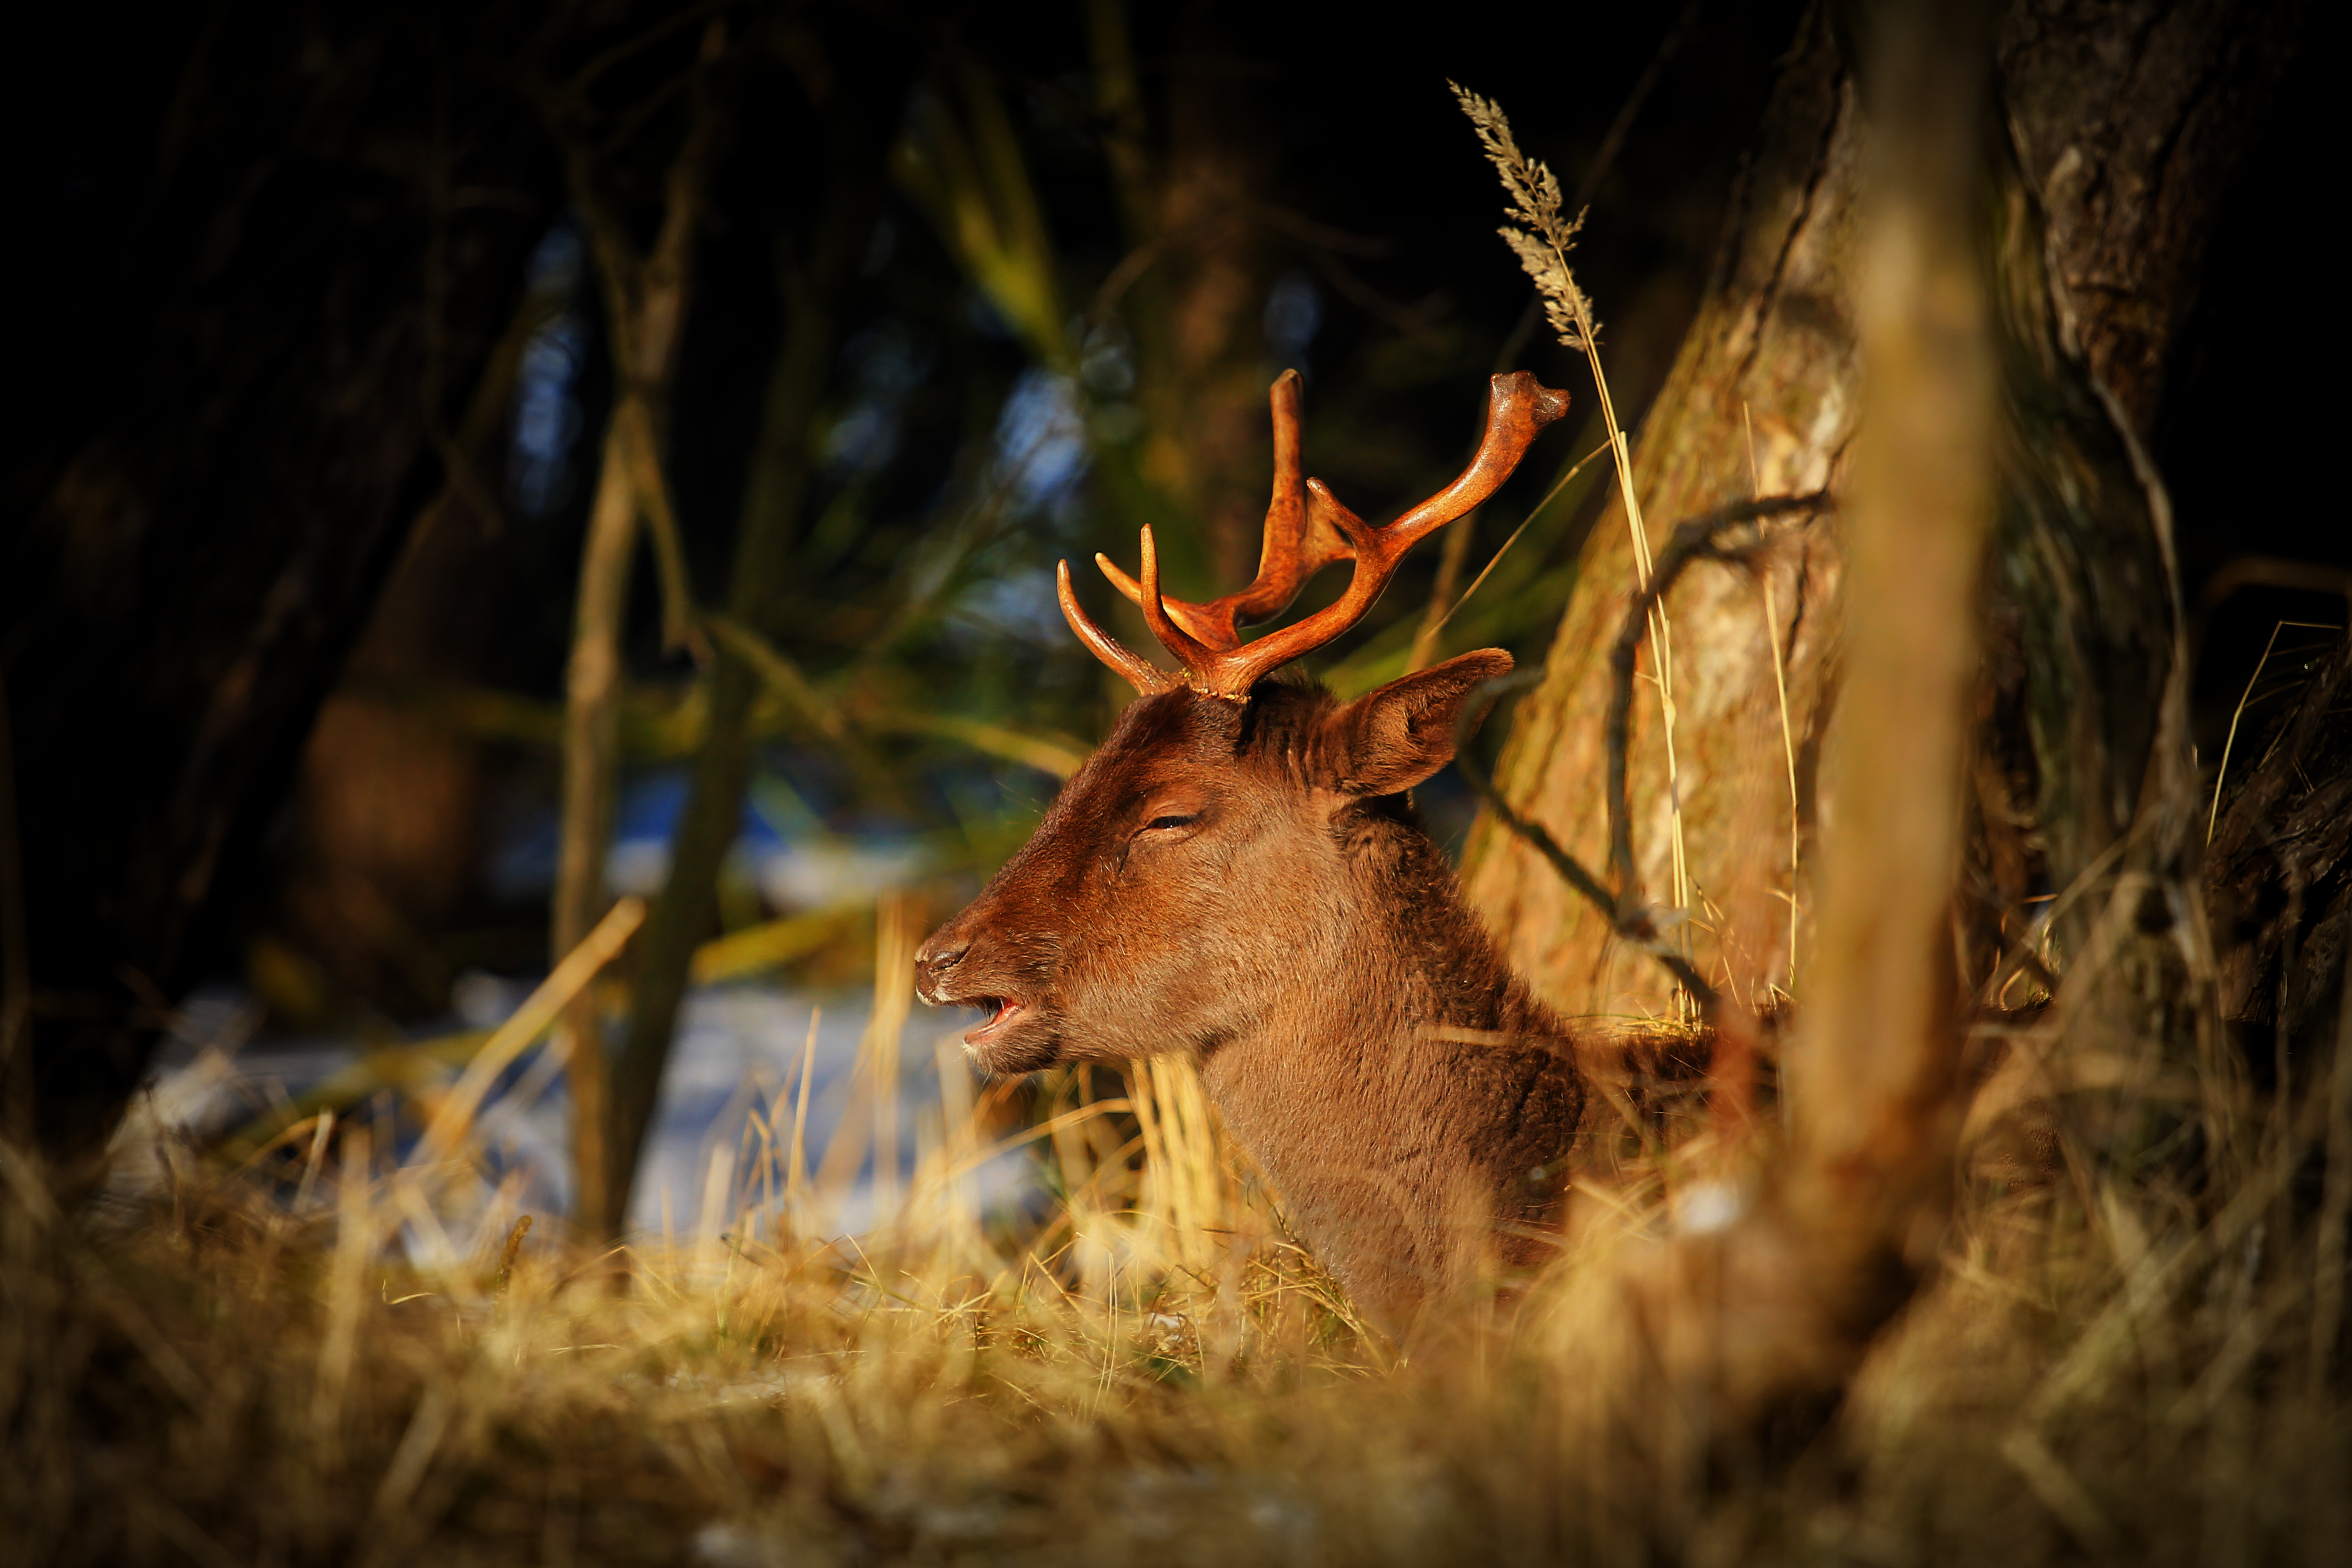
[1464,0,2304,1023]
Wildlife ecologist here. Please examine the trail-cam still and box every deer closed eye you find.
[1135,808,1203,836]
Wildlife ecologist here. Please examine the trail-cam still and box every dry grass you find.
[1455,83,1695,1001]
[4,947,2348,1566]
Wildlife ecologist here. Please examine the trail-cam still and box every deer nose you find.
[912,936,967,1004]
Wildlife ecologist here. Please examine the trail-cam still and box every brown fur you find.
[916,651,1609,1336]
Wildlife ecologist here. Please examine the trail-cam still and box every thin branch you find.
[616,401,710,662]
[702,612,837,736]
[867,711,1090,781]
[1453,489,1828,1018]
[1605,491,1832,918]
[1452,673,1718,1009]
[536,18,732,1237]
[1571,0,1701,214]
[644,22,729,314]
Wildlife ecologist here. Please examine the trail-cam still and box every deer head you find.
[914,370,1569,1076]
[914,371,1580,1333]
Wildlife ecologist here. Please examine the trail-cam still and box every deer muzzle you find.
[911,935,967,1006]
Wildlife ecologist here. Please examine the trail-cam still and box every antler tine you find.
[1222,371,1353,629]
[1095,371,1351,650]
[1058,559,1177,694]
[1386,373,1572,552]
[1069,372,1567,700]
[1133,524,1225,685]
[1186,371,1569,697]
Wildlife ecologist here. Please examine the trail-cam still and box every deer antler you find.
[1091,371,1347,652]
[1059,370,1570,699]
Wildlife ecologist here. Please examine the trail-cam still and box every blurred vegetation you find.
[0,0,1799,1218]
[253,0,1799,1014]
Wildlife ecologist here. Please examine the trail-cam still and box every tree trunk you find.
[1464,0,2304,1023]
[605,68,896,1241]
[542,39,728,1239]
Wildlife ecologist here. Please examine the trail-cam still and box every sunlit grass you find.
[6,937,2348,1565]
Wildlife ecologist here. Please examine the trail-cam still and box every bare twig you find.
[541,21,731,1237]
[563,0,731,98]
[606,69,903,1239]
[1452,675,1718,1010]
[1577,0,1701,214]
[1747,402,1804,992]
[701,613,837,736]
[553,421,638,1231]
[615,400,711,665]
[867,711,1089,781]
[1451,487,1828,1016]
[543,22,727,661]
[1605,492,1833,924]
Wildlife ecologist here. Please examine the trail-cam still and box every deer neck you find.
[1191,807,1579,1334]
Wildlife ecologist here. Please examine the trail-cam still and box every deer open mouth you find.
[963,996,1025,1045]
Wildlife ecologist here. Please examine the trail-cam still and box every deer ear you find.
[1316,649,1515,798]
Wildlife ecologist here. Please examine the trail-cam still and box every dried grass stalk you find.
[1453,82,1694,972]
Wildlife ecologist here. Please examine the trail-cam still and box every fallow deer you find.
[915,370,1621,1337]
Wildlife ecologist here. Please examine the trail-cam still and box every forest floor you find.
[6,1005,2349,1568]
